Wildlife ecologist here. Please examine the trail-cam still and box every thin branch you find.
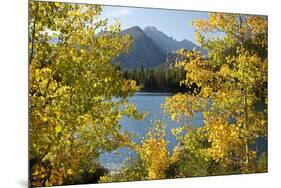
[29,2,39,65]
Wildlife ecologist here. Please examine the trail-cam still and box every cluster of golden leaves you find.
[29,1,144,186]
[163,13,267,173]
[136,120,170,179]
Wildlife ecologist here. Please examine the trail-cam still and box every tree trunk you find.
[244,91,249,166]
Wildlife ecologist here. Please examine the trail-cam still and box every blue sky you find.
[100,5,209,44]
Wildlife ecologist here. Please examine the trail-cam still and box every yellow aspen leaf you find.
[55,125,62,133]
[67,169,73,175]
[32,170,39,176]
[54,2,60,7]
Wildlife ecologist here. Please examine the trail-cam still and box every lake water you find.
[99,92,204,171]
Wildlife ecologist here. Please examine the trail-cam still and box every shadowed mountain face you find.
[116,26,206,69]
[117,26,166,69]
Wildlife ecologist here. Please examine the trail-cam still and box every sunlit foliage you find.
[163,13,267,174]
[136,120,170,179]
[28,1,143,186]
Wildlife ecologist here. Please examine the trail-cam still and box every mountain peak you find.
[121,26,145,39]
[143,26,158,31]
[117,26,166,69]
[143,26,206,55]
[123,26,143,33]
[117,26,206,69]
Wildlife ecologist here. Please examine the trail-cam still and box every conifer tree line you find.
[121,65,186,92]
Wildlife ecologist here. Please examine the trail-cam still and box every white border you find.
[0,0,280,188]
